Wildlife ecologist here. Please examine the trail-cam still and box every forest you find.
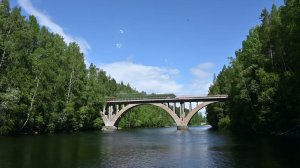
[207,0,300,136]
[0,0,203,135]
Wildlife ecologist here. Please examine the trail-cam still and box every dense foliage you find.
[207,0,300,135]
[118,105,174,128]
[0,0,195,135]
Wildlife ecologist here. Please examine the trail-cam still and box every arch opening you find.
[116,104,175,128]
[188,112,205,126]
[110,103,181,128]
[183,101,218,125]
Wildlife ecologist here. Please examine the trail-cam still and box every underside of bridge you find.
[100,100,221,131]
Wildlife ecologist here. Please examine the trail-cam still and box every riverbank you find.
[271,127,300,139]
[2,121,300,140]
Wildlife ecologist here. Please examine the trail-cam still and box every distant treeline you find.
[0,0,202,135]
[207,0,300,136]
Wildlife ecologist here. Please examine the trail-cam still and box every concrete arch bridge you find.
[100,95,228,131]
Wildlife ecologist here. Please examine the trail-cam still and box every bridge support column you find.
[100,105,118,131]
[116,104,119,112]
[176,102,188,130]
[173,102,176,112]
[180,102,185,121]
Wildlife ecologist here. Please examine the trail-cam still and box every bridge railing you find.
[106,96,175,101]
[106,94,228,102]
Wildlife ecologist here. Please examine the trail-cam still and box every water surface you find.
[0,126,299,168]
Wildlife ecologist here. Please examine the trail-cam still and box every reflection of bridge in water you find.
[100,95,228,131]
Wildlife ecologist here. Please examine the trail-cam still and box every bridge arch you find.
[110,103,181,127]
[183,101,217,125]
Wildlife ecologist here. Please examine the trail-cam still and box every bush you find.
[47,123,56,133]
[93,118,103,129]
[218,116,231,130]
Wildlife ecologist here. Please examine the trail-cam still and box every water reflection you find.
[0,133,104,168]
[0,126,299,168]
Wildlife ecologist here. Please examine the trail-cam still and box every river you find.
[0,126,299,168]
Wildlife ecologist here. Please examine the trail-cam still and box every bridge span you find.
[100,95,228,131]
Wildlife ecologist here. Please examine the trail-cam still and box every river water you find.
[0,126,299,168]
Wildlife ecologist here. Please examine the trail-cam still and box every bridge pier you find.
[177,125,188,130]
[102,126,117,131]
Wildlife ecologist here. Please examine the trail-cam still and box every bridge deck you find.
[106,95,228,104]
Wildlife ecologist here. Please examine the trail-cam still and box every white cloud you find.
[18,0,91,57]
[116,43,123,48]
[119,29,124,34]
[187,62,215,95]
[101,61,182,94]
[100,61,215,96]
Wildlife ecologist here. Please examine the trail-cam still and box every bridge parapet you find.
[106,94,228,104]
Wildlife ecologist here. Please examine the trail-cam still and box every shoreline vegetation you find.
[206,1,300,138]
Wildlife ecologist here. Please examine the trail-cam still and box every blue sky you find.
[12,0,283,95]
